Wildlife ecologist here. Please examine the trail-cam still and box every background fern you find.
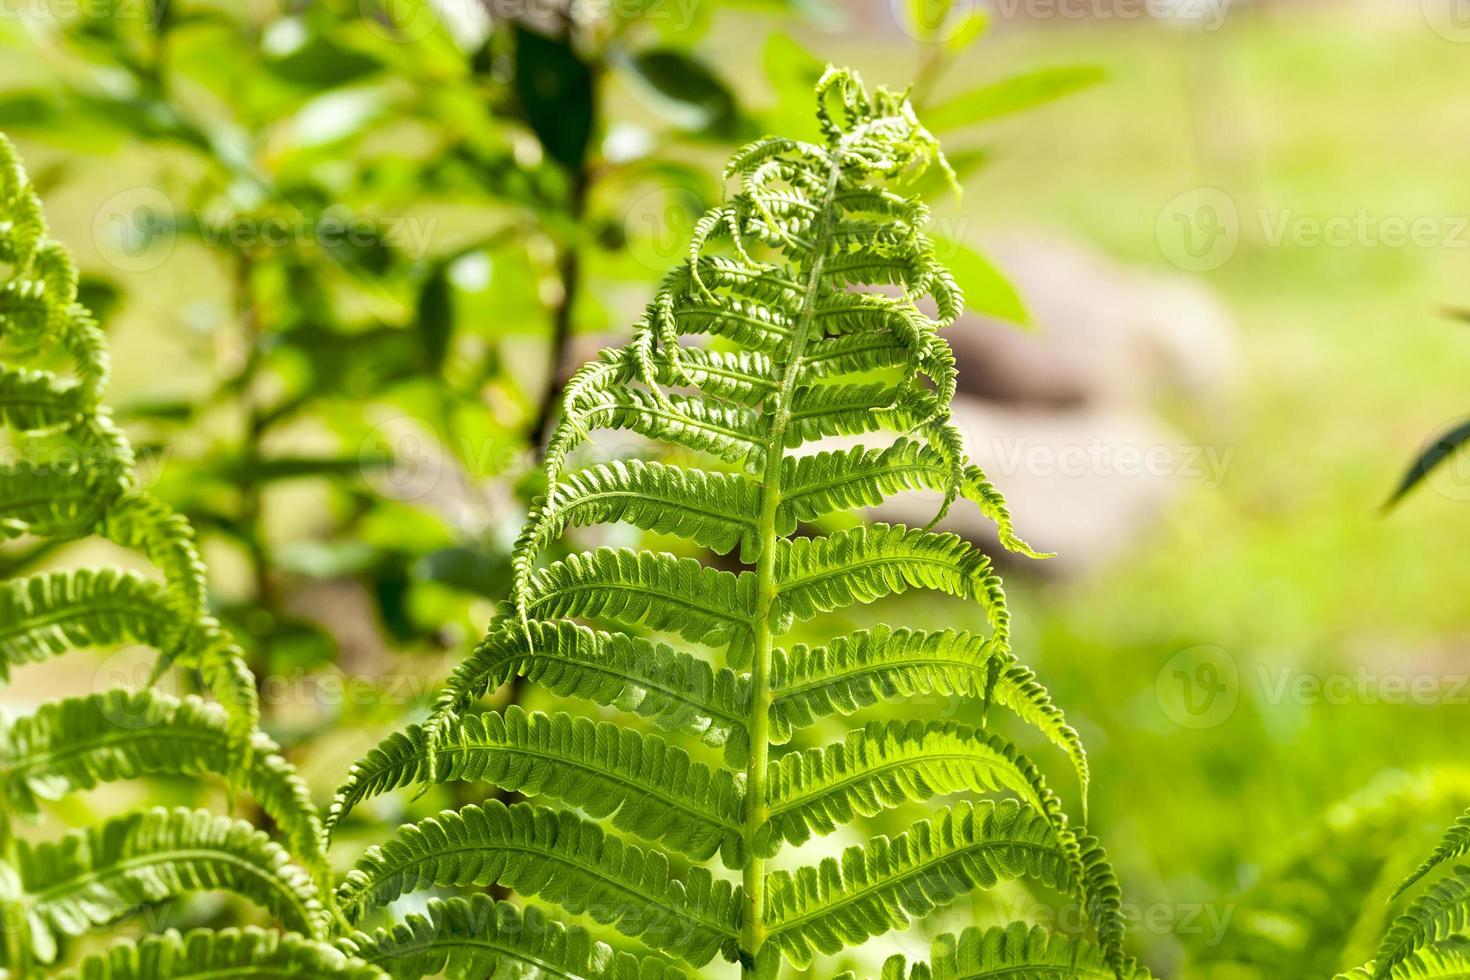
[0,133,355,977]
[330,67,1140,978]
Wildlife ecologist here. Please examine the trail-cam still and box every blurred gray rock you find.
[872,229,1238,575]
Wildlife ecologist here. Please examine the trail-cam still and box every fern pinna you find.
[329,67,1141,979]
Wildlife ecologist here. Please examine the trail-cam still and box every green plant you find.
[0,65,1140,977]
[328,66,1138,978]
[0,132,336,974]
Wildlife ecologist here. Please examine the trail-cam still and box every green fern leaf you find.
[881,922,1152,979]
[0,689,326,881]
[762,800,1076,967]
[58,928,384,980]
[18,808,328,961]
[0,133,259,746]
[404,67,1126,978]
[1375,867,1470,977]
[768,627,1087,805]
[337,894,690,979]
[1397,808,1470,899]
[329,706,746,865]
[772,524,1006,643]
[758,720,1065,859]
[1345,938,1470,980]
[427,619,751,767]
[524,459,761,560]
[0,569,181,678]
[336,800,741,966]
[525,548,756,652]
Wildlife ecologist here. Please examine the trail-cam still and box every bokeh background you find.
[5,0,1470,975]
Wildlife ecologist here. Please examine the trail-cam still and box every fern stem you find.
[741,151,844,976]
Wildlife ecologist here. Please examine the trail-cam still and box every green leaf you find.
[763,800,1077,968]
[1376,868,1470,977]
[884,921,1151,979]
[428,620,751,767]
[1386,419,1470,510]
[0,690,327,885]
[759,720,1065,859]
[932,235,1029,326]
[772,524,1006,641]
[58,928,384,980]
[526,548,756,653]
[924,66,1105,132]
[336,801,741,966]
[20,808,328,959]
[626,49,739,136]
[514,26,595,171]
[1397,807,1470,899]
[329,706,746,865]
[0,569,181,679]
[337,894,690,980]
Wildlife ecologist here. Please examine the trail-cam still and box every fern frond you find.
[329,706,746,865]
[1397,807,1470,899]
[0,133,258,742]
[0,690,326,882]
[772,524,1007,644]
[19,807,328,961]
[762,800,1075,967]
[427,619,751,767]
[526,548,756,652]
[405,67,1123,978]
[1346,938,1470,980]
[1375,867,1470,977]
[881,922,1152,979]
[0,367,86,434]
[524,460,762,560]
[336,800,742,966]
[758,720,1064,858]
[0,569,181,678]
[768,628,1088,804]
[779,441,1045,558]
[337,895,690,979]
[58,928,384,980]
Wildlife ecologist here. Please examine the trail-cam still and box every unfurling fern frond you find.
[0,134,332,976]
[335,67,1130,978]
